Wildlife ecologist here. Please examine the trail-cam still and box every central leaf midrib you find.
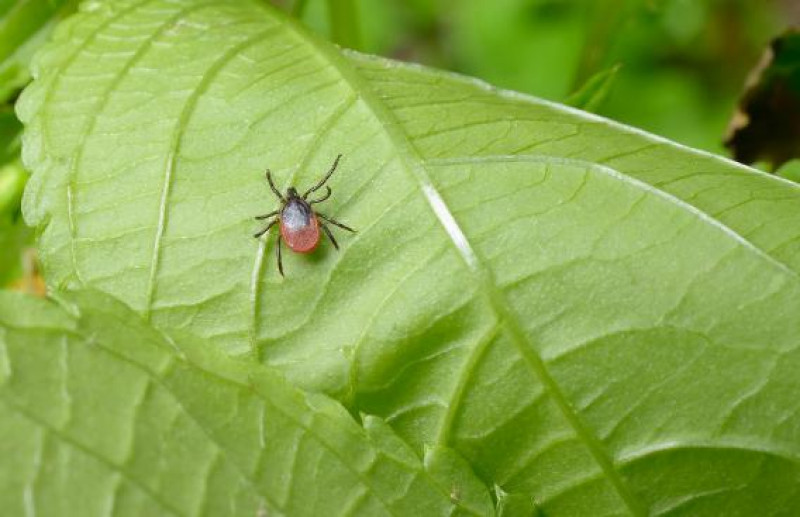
[268,5,648,516]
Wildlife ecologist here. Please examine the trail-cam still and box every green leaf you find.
[18,0,800,514]
[0,289,491,516]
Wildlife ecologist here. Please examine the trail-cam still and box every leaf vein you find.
[42,0,157,286]
[295,37,649,515]
[1,397,185,517]
[145,27,282,318]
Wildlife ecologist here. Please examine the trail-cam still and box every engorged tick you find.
[253,154,355,276]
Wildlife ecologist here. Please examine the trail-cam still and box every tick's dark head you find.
[286,187,299,199]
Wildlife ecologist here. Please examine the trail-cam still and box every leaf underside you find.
[0,290,491,516]
[15,0,800,515]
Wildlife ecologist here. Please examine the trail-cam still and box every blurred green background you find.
[288,0,796,155]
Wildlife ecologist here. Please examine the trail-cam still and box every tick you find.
[253,154,355,276]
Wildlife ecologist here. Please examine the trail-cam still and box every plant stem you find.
[326,0,361,50]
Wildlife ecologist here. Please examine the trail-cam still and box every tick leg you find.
[265,170,285,202]
[320,222,339,250]
[308,186,331,205]
[276,235,284,277]
[254,210,279,220]
[253,218,277,238]
[316,212,355,233]
[303,154,342,198]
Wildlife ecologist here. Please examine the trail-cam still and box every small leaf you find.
[0,290,491,516]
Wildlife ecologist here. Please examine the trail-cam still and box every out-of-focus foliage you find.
[0,108,28,288]
[566,64,621,112]
[0,0,78,289]
[289,0,791,155]
[0,162,28,285]
[0,106,20,162]
[726,30,800,170]
[0,0,79,102]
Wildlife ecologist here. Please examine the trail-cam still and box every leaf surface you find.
[0,290,491,516]
[18,0,800,514]
[0,0,78,287]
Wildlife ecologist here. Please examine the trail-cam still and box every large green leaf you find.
[18,0,800,514]
[0,290,492,516]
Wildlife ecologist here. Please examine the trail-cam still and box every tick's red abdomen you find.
[280,199,320,253]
